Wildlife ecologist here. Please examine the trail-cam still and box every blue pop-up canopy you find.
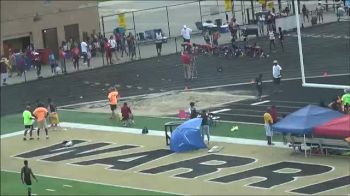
[272,105,344,135]
[170,118,207,152]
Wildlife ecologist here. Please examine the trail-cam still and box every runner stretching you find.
[21,160,38,196]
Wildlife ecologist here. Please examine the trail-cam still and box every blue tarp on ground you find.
[170,118,207,152]
[272,105,344,135]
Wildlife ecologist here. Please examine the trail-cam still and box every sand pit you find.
[69,90,255,116]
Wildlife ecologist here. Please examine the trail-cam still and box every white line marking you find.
[210,108,231,114]
[251,100,271,106]
[1,169,181,195]
[58,122,287,148]
[45,189,55,192]
[63,184,72,188]
[1,131,24,138]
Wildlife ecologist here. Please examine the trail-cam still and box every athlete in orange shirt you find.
[108,87,119,119]
[33,103,49,139]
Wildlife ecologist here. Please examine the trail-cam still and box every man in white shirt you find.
[80,40,88,65]
[155,31,163,58]
[272,60,282,93]
[181,25,192,43]
[108,35,119,63]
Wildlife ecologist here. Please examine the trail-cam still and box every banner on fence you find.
[267,1,274,9]
[118,13,126,28]
[224,0,232,12]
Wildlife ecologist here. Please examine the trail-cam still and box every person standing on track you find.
[263,107,274,145]
[255,74,263,101]
[278,27,284,52]
[23,105,35,140]
[181,50,192,81]
[21,160,38,196]
[33,103,49,139]
[155,31,163,60]
[181,25,192,43]
[108,87,119,119]
[272,60,282,93]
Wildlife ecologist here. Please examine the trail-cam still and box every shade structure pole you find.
[304,134,307,157]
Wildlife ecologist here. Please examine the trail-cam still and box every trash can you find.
[215,19,222,27]
[138,32,145,41]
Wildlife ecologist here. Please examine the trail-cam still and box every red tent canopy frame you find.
[313,115,350,139]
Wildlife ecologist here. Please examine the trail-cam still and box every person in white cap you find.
[272,60,282,93]
[181,25,192,43]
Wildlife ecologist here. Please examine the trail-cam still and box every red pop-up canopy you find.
[313,115,350,139]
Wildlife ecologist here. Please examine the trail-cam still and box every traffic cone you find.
[323,72,328,77]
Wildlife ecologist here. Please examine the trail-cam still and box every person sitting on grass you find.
[121,102,134,127]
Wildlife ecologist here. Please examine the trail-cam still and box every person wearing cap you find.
[341,89,350,113]
[272,60,282,93]
[181,25,192,43]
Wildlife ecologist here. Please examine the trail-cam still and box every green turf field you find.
[1,171,173,195]
[0,110,283,195]
[1,110,283,141]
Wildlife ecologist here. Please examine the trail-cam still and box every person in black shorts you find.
[155,31,163,60]
[21,160,37,196]
[255,74,263,101]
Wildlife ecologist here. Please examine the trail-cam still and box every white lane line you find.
[2,169,181,195]
[251,100,271,106]
[210,108,231,114]
[45,189,55,192]
[63,184,72,188]
[1,131,24,139]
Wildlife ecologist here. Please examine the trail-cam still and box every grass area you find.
[1,171,172,195]
[1,110,283,141]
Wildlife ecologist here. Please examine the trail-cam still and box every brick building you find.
[0,0,100,57]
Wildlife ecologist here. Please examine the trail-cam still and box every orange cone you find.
[323,72,328,77]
